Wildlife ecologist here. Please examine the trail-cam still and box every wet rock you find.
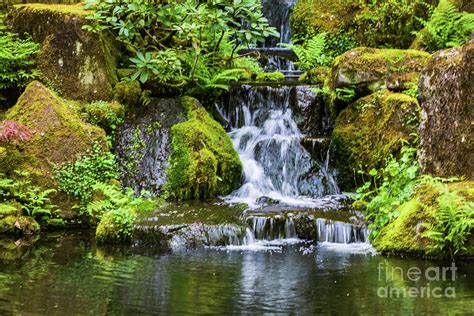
[418,40,473,179]
[331,48,430,95]
[255,196,280,206]
[5,81,107,217]
[331,90,420,189]
[114,98,185,196]
[6,4,118,101]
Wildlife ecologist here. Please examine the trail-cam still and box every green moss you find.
[331,90,419,189]
[165,97,243,200]
[299,67,330,84]
[14,4,89,15]
[96,208,135,243]
[374,181,474,257]
[113,80,142,107]
[83,100,125,132]
[255,72,285,82]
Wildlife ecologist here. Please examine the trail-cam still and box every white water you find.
[218,85,339,208]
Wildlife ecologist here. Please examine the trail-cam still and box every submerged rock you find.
[6,4,118,101]
[331,90,420,189]
[418,40,473,179]
[331,48,430,94]
[5,81,107,216]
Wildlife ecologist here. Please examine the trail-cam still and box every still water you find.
[0,231,473,314]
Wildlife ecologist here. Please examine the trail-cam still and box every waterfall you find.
[217,85,339,208]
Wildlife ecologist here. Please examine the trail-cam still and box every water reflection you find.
[0,232,473,314]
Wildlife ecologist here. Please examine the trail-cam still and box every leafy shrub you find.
[83,0,278,93]
[355,144,420,239]
[83,101,125,132]
[416,0,474,51]
[0,32,40,97]
[53,143,119,208]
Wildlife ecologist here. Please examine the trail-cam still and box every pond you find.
[1,231,473,314]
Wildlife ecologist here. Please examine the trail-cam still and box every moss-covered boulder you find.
[114,96,242,200]
[330,48,430,94]
[5,81,107,216]
[331,90,420,189]
[165,97,243,200]
[373,180,474,257]
[6,4,118,101]
[418,40,473,179]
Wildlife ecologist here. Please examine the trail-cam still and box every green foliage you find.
[0,170,60,223]
[335,85,356,103]
[355,144,420,239]
[421,177,474,256]
[0,32,40,98]
[282,33,331,70]
[83,100,125,132]
[53,143,119,209]
[83,0,278,93]
[417,0,474,51]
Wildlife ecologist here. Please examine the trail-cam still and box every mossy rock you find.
[113,80,142,107]
[418,40,473,179]
[165,97,243,200]
[96,210,133,244]
[5,81,107,218]
[331,90,420,189]
[6,4,118,101]
[373,181,474,257]
[330,47,430,94]
[298,67,330,84]
[0,213,40,236]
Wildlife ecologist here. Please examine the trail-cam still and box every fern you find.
[282,33,331,71]
[419,0,474,51]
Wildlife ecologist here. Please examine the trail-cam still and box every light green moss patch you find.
[255,72,285,82]
[165,97,242,200]
[14,4,89,16]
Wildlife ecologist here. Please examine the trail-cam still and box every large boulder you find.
[6,4,118,101]
[331,48,430,93]
[418,40,473,179]
[331,90,420,189]
[5,81,107,216]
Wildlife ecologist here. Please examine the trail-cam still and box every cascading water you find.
[218,85,340,208]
